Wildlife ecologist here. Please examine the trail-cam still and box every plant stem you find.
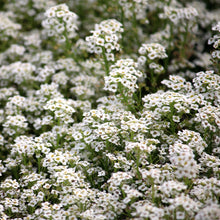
[102,47,110,75]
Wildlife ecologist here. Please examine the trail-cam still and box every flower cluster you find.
[208,21,220,63]
[160,6,198,24]
[42,4,78,43]
[0,13,21,42]
[193,70,220,106]
[86,19,123,62]
[138,43,167,88]
[44,97,76,124]
[169,142,199,179]
[161,75,192,93]
[118,0,149,22]
[139,43,168,61]
[104,58,143,96]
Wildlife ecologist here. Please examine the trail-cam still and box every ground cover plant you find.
[0,0,220,219]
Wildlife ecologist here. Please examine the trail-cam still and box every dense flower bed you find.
[0,0,220,219]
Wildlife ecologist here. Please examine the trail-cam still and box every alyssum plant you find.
[0,0,220,219]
